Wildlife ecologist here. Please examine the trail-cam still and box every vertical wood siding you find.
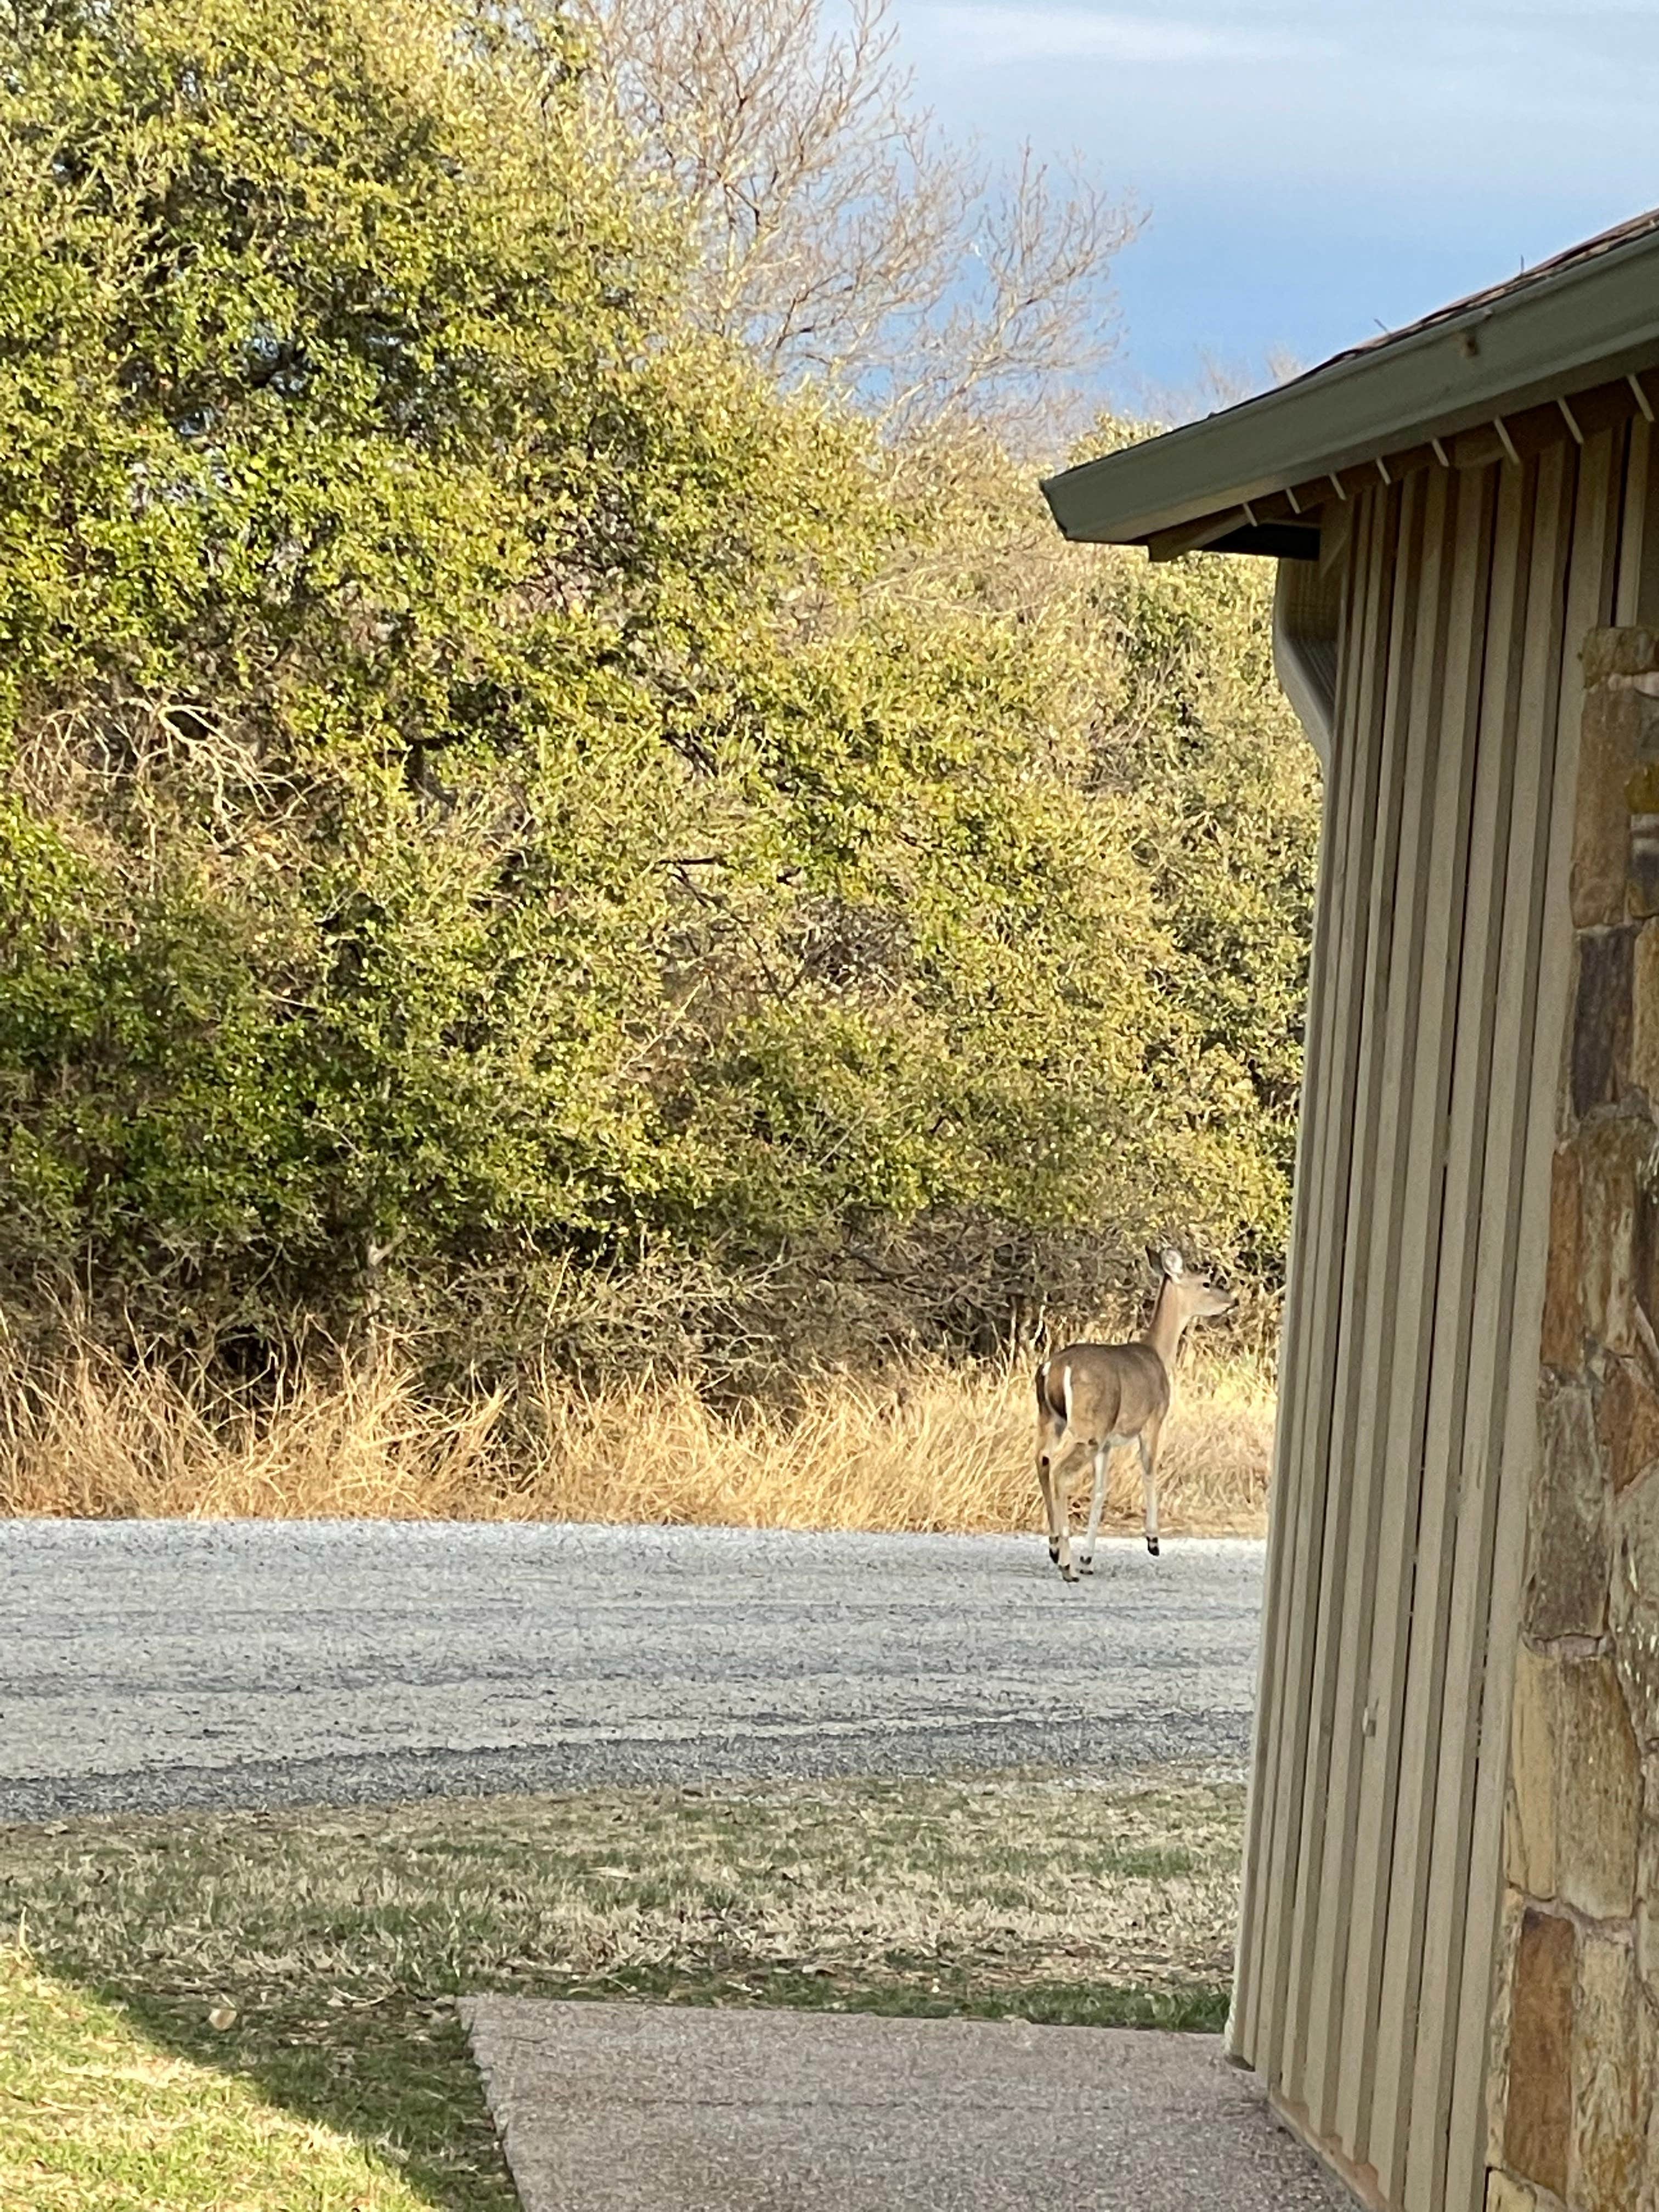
[1229,424,1641,2212]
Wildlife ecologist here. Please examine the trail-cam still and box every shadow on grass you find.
[2,1774,1242,2210]
[65,1979,517,2211]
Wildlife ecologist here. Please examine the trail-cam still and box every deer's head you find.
[1148,1245,1236,1327]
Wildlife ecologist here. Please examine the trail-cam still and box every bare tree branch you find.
[578,0,1142,433]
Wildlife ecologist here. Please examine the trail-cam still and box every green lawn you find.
[1,1944,437,2210]
[1,1770,1244,2212]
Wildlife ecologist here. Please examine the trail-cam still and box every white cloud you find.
[913,5,1320,66]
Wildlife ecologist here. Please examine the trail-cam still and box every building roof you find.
[1042,206,1659,554]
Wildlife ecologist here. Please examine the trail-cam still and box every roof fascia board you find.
[1042,235,1659,544]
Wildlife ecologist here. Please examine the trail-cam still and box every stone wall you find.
[1486,628,1659,2212]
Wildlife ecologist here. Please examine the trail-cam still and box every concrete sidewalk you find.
[464,1999,1351,2211]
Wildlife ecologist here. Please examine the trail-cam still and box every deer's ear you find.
[1160,1246,1184,1279]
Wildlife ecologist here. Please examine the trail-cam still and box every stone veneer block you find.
[1578,1116,1654,1358]
[1528,1385,1611,1641]
[1628,769,1659,921]
[1508,1643,1560,1898]
[1599,1357,1659,1496]
[1505,1908,1576,2197]
[1574,680,1640,928]
[1634,923,1659,1109]
[1570,1931,1648,2212]
[1573,928,1636,1118]
[1581,627,1659,688]
[1640,1756,1659,1993]
[1640,1979,1659,2212]
[1488,1889,1526,2172]
[1637,1192,1659,1365]
[1542,1146,1587,1370]
[1612,1476,1659,1750]
[1557,1656,1643,1921]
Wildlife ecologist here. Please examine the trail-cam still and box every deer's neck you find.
[1144,1282,1188,1376]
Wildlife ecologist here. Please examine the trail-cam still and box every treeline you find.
[0,0,1318,1389]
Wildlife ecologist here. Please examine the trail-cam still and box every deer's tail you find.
[1035,1359,1067,1424]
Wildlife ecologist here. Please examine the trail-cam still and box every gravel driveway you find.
[1,1521,1263,1821]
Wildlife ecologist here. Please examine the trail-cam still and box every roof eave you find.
[1043,231,1659,546]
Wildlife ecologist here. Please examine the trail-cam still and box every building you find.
[1043,212,1659,2212]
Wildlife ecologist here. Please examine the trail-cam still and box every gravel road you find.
[1,1521,1263,1822]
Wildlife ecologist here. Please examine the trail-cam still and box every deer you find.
[1034,1248,1235,1583]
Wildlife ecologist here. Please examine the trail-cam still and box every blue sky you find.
[893,0,1659,413]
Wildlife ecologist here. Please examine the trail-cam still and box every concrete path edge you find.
[462,1997,1353,2211]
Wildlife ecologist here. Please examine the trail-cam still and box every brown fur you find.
[1035,1250,1234,1582]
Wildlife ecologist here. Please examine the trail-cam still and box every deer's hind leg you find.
[1047,1439,1082,1583]
[1078,1443,1113,1573]
[1036,1448,1057,1564]
[1035,1386,1065,1567]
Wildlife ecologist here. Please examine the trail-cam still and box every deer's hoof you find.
[1047,1541,1060,1563]
[1146,1536,1160,1558]
[1060,1564,1080,1584]
[1077,1555,1094,1575]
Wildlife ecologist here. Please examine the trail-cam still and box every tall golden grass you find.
[0,1335,1274,1533]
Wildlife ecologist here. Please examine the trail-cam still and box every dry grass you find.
[0,1333,1273,1533]
[1,1772,1245,2014]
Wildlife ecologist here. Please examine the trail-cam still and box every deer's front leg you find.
[1138,1425,1161,1558]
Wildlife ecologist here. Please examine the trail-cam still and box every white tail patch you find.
[1059,1363,1072,1425]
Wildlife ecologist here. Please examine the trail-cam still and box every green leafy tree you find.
[0,0,1319,1376]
